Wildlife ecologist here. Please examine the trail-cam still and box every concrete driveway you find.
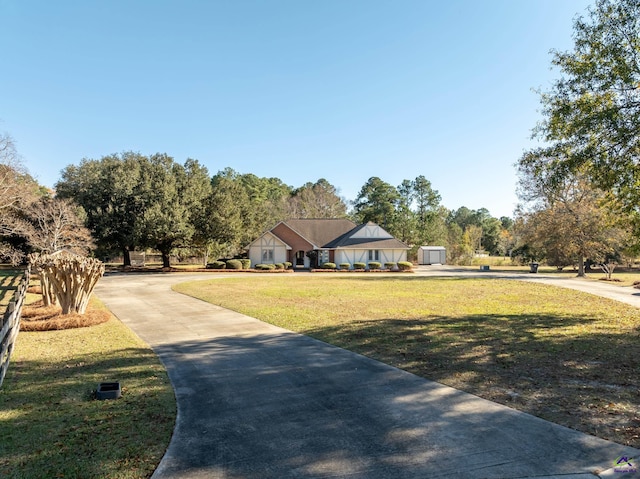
[94,271,640,479]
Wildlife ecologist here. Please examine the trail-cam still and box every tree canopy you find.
[520,0,640,226]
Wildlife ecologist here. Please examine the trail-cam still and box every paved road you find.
[414,265,640,309]
[94,270,640,479]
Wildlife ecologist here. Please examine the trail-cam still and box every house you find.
[246,219,410,269]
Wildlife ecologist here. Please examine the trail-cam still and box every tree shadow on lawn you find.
[303,312,640,449]
[0,347,175,479]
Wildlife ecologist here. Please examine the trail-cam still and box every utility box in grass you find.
[417,246,446,265]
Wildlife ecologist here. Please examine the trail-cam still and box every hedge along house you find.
[246,219,410,269]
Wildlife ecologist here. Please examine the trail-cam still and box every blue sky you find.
[1,0,593,219]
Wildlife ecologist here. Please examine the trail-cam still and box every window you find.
[318,250,329,264]
[368,250,379,261]
[262,249,274,262]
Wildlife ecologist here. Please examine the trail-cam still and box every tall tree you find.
[412,175,443,245]
[520,0,640,233]
[394,179,416,243]
[56,152,145,265]
[137,155,211,268]
[353,177,399,230]
[288,179,347,219]
[20,197,94,255]
[517,165,629,275]
[195,169,253,262]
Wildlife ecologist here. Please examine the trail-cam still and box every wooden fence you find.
[0,266,30,388]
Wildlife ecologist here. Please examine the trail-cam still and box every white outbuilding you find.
[417,246,446,265]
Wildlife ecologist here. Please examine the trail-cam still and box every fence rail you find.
[0,265,30,388]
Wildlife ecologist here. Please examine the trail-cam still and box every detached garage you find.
[418,246,446,265]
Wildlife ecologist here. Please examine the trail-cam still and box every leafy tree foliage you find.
[520,0,640,233]
[56,152,211,267]
[516,166,630,275]
[56,152,145,264]
[353,177,400,229]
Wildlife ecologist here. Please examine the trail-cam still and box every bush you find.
[397,261,413,271]
[240,259,251,269]
[275,263,285,270]
[368,262,381,270]
[339,263,351,270]
[283,261,292,269]
[353,262,366,270]
[384,262,397,270]
[255,263,276,270]
[206,261,226,269]
[321,262,337,269]
[226,259,242,270]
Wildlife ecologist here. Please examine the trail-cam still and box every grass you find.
[174,275,640,448]
[0,296,176,479]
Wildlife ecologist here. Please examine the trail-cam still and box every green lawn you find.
[174,275,640,448]
[0,300,175,479]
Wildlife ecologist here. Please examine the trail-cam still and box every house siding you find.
[248,233,289,266]
[335,249,407,267]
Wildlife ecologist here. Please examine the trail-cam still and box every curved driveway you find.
[94,269,640,479]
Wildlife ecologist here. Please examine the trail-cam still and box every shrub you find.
[339,263,351,270]
[240,259,251,269]
[385,262,397,270]
[283,261,292,269]
[206,261,226,269]
[255,263,276,270]
[226,259,242,270]
[275,263,285,270]
[353,262,366,270]
[397,261,413,271]
[321,262,337,269]
[368,262,381,270]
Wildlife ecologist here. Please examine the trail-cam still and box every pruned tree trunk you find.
[27,253,57,306]
[30,252,105,315]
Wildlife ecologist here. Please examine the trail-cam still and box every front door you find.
[295,251,305,267]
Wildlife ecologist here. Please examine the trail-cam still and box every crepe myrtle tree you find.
[30,252,105,314]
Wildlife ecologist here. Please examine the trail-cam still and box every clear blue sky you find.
[1,0,593,219]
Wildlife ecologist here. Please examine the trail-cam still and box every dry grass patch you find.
[175,275,640,448]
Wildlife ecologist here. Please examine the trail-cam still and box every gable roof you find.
[277,219,357,249]
[324,222,410,249]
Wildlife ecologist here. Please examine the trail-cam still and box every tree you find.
[394,179,416,243]
[521,0,640,231]
[412,175,443,245]
[195,169,252,262]
[0,132,28,210]
[21,197,94,255]
[353,177,399,230]
[31,252,104,315]
[56,152,146,265]
[516,165,629,276]
[137,155,211,268]
[288,179,347,219]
